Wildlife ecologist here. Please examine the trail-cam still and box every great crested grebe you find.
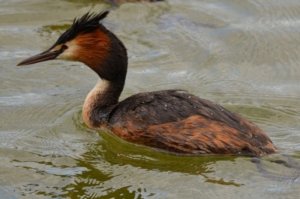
[18,11,276,156]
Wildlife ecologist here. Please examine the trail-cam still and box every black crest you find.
[54,10,109,45]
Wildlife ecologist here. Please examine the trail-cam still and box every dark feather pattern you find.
[109,90,248,130]
[107,90,276,156]
[54,10,109,45]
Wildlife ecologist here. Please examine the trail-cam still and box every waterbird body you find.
[18,11,276,156]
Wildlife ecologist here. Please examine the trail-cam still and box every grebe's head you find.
[18,10,127,81]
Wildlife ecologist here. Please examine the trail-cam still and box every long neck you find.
[82,78,124,128]
[82,27,127,128]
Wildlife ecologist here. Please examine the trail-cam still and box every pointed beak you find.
[17,48,62,66]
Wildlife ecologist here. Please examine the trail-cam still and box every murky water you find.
[1,0,300,198]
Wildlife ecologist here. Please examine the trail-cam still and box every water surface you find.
[0,0,299,198]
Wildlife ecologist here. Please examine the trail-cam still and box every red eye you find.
[62,44,68,50]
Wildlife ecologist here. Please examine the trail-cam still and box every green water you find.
[0,0,299,198]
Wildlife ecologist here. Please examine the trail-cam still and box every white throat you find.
[82,80,110,128]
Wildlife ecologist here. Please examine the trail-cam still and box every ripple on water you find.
[0,93,45,106]
[1,0,300,198]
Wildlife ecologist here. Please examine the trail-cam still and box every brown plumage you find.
[17,11,276,156]
[109,90,276,156]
